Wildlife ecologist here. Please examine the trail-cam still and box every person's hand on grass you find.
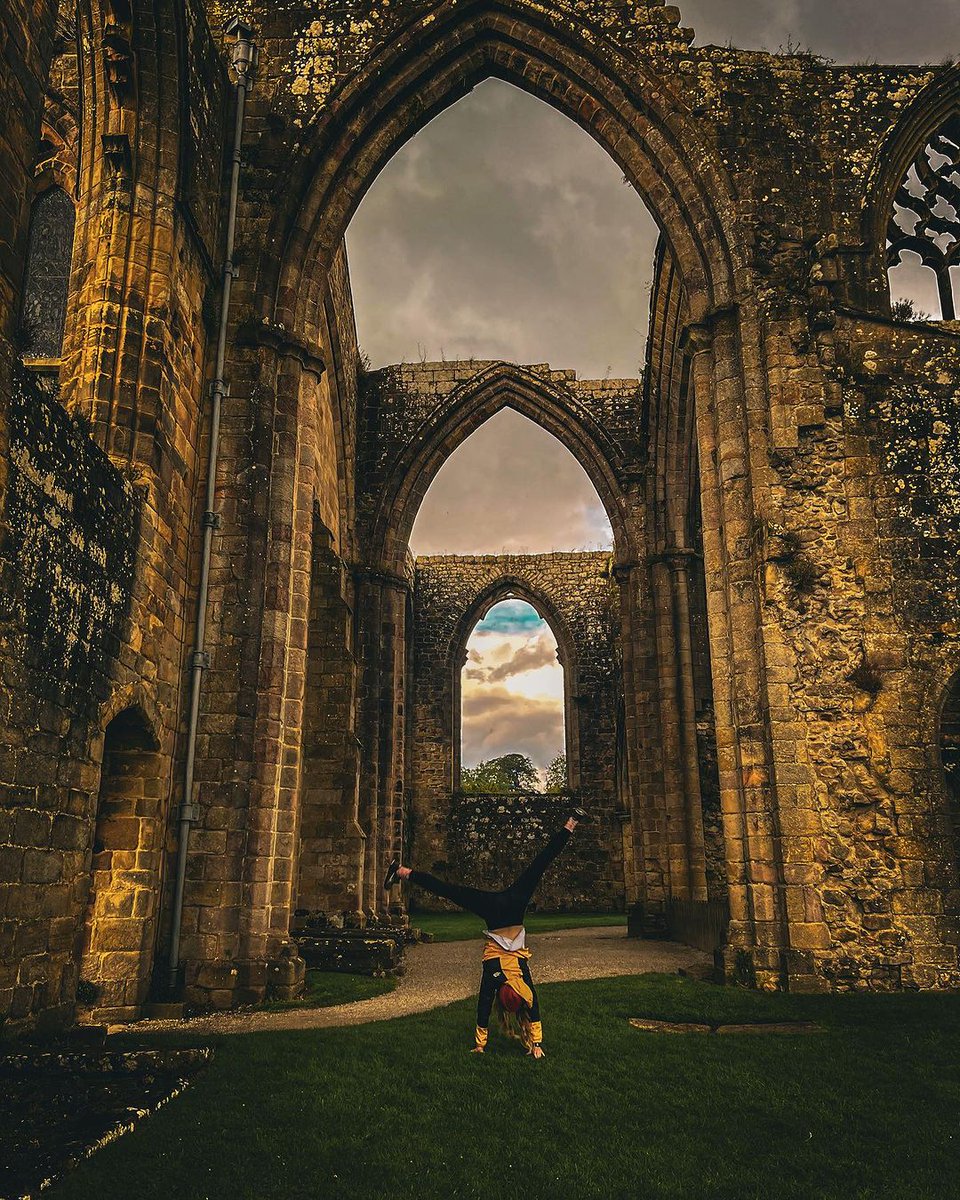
[528,1045,545,1059]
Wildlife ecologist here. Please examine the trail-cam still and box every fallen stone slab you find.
[715,1022,823,1035]
[629,1017,823,1035]
[628,1018,712,1034]
[296,929,405,976]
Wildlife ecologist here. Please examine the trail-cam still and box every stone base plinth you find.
[295,928,406,976]
[182,951,308,1011]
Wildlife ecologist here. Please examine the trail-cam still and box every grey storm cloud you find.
[346,79,658,381]
[465,634,559,683]
[680,0,957,63]
[461,688,565,770]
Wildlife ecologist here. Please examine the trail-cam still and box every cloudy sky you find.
[346,2,955,769]
[461,600,564,772]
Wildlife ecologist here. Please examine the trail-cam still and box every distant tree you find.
[460,753,541,793]
[495,753,541,791]
[544,753,567,793]
[891,298,931,323]
[460,759,513,793]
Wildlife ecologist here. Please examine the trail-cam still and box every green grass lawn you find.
[49,974,960,1200]
[412,910,627,942]
[260,969,396,1012]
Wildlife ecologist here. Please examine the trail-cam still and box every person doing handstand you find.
[383,807,586,1059]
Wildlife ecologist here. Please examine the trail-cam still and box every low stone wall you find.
[411,792,621,914]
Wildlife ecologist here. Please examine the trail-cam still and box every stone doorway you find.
[79,708,163,1022]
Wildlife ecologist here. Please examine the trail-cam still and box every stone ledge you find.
[628,1018,823,1035]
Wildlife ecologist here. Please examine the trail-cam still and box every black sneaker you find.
[382,857,401,889]
[570,806,589,822]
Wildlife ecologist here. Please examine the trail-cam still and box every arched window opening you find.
[459,599,567,794]
[886,116,960,321]
[19,185,75,364]
[80,707,162,1019]
[410,408,613,556]
[346,78,659,378]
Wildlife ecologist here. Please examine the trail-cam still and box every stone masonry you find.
[0,0,958,1030]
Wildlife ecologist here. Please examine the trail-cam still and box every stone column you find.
[651,555,691,898]
[686,314,789,988]
[615,559,670,933]
[182,336,325,1008]
[670,550,709,902]
[355,568,410,919]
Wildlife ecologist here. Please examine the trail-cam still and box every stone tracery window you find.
[20,185,76,362]
[886,115,960,321]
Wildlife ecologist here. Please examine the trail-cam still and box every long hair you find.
[494,993,534,1048]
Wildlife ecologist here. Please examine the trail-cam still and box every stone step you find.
[141,1002,185,1021]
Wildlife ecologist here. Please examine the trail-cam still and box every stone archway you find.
[449,578,582,795]
[79,705,163,1022]
[363,361,637,572]
[411,554,624,912]
[348,360,643,917]
[205,0,781,992]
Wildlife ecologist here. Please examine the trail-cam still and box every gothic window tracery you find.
[887,115,960,321]
[19,185,76,362]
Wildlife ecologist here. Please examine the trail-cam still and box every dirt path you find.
[119,928,708,1037]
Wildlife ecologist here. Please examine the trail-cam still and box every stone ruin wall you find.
[0,0,234,1027]
[410,552,625,912]
[0,368,142,1026]
[0,0,959,1029]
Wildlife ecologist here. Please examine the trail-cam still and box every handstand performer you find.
[383,807,586,1059]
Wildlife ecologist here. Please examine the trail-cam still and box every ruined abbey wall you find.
[0,0,959,1029]
[410,552,624,912]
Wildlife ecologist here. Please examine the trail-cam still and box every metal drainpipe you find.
[167,20,258,993]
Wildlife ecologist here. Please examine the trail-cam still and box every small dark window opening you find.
[20,186,76,361]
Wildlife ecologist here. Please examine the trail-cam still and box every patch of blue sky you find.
[474,599,546,636]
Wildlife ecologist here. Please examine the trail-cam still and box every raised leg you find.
[509,827,572,907]
[409,870,496,922]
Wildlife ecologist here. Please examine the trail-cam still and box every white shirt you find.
[483,927,527,952]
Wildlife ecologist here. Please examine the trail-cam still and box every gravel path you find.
[119,929,708,1038]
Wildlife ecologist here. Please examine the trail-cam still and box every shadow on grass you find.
[48,974,960,1200]
[259,970,396,1013]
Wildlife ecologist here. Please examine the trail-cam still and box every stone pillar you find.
[670,550,709,901]
[355,569,410,920]
[182,340,324,1008]
[687,315,789,988]
[616,559,670,933]
[296,537,365,918]
[651,555,691,897]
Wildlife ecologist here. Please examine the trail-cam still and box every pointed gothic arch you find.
[262,0,741,345]
[861,67,960,316]
[369,361,632,574]
[450,577,581,792]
